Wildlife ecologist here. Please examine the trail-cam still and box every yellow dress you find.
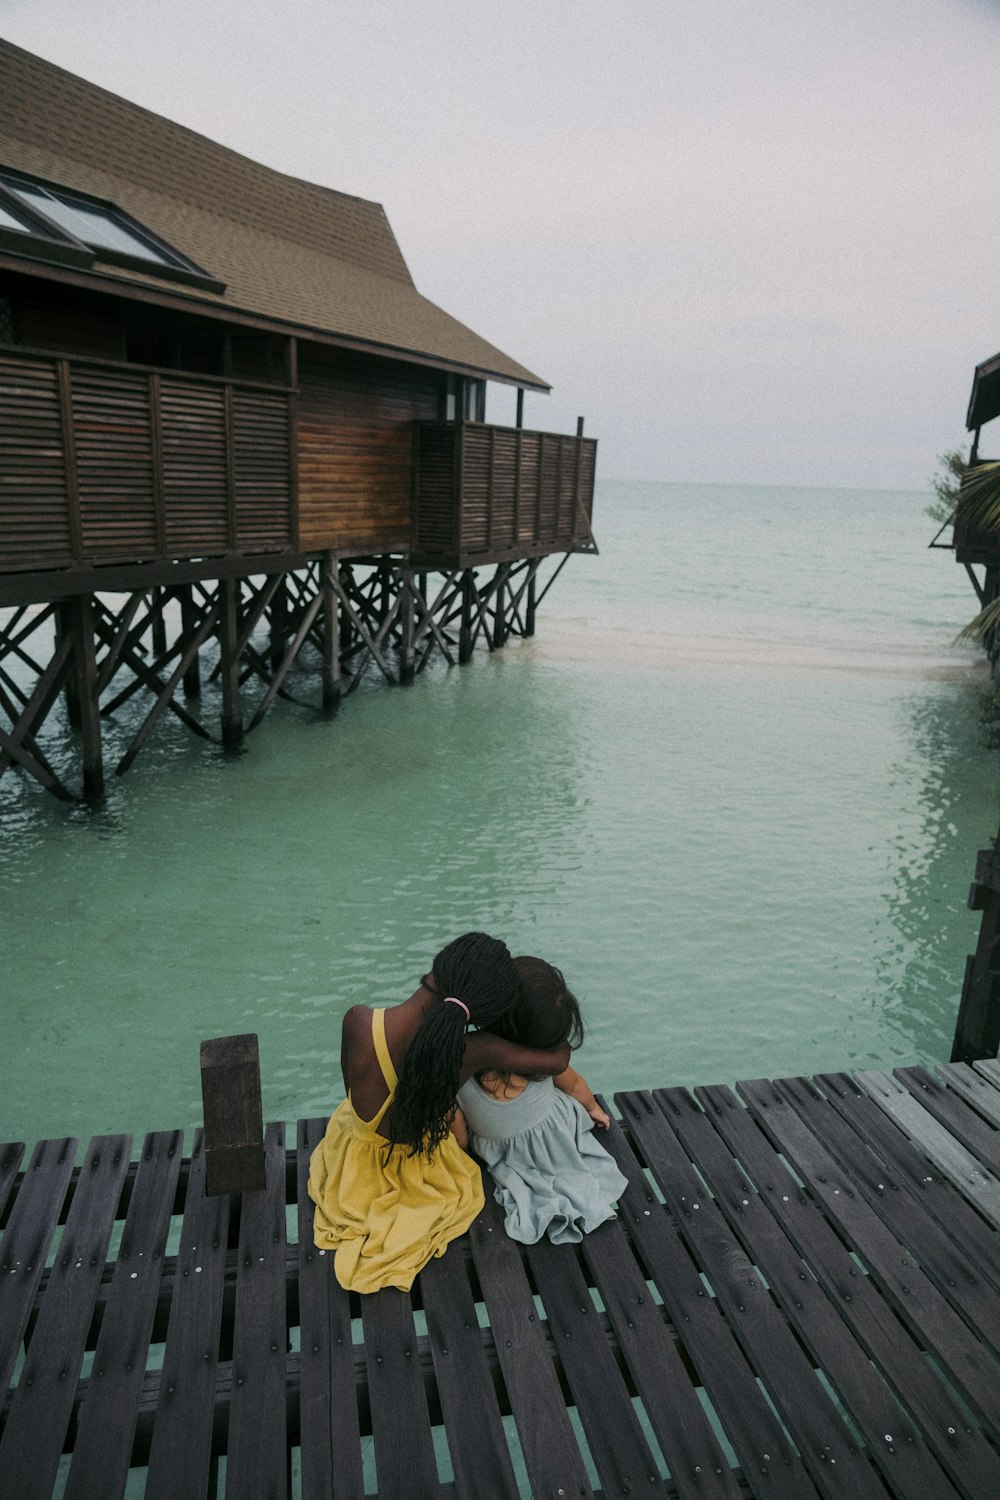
[308,1007,485,1293]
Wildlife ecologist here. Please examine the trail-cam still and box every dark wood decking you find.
[3,1061,1000,1498]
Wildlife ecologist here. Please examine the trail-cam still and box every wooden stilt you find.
[180,588,202,699]
[321,554,341,710]
[525,566,537,637]
[269,576,288,673]
[57,601,82,729]
[399,567,416,683]
[952,845,1000,1062]
[65,594,103,801]
[492,564,510,650]
[151,588,168,658]
[459,571,474,663]
[219,579,243,751]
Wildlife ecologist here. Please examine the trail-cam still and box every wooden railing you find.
[0,348,295,574]
[413,420,597,561]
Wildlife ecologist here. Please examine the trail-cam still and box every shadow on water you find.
[875,679,1000,1062]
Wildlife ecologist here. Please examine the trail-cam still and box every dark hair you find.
[388,932,518,1156]
[490,956,584,1052]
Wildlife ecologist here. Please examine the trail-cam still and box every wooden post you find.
[219,578,242,750]
[200,1033,266,1195]
[321,553,341,710]
[66,593,103,801]
[151,587,168,659]
[525,561,538,638]
[269,574,289,673]
[399,567,416,683]
[56,601,82,729]
[951,846,1000,1063]
[459,571,474,664]
[516,388,524,429]
[492,565,510,650]
[180,587,201,699]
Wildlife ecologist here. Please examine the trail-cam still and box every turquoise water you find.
[1,480,996,1147]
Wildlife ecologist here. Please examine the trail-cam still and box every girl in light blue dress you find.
[455,957,627,1244]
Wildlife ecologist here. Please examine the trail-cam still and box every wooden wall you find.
[296,349,440,553]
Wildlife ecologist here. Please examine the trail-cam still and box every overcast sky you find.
[4,0,1000,488]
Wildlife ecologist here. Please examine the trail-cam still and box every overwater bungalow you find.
[946,350,1000,633]
[0,40,597,802]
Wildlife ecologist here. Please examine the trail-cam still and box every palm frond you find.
[957,460,1000,532]
[954,592,1000,645]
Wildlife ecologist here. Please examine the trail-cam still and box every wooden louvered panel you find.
[72,368,157,558]
[296,352,438,551]
[516,433,541,544]
[0,357,72,569]
[232,390,293,551]
[160,380,228,554]
[413,424,456,552]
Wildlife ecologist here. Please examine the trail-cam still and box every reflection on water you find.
[875,686,999,1061]
[1,480,998,1147]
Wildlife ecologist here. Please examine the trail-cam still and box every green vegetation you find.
[926,447,967,523]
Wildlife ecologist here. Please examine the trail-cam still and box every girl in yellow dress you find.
[308,932,571,1293]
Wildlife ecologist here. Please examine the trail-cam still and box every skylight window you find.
[0,199,37,235]
[5,180,182,267]
[0,170,224,293]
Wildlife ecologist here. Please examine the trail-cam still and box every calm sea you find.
[1,480,996,1147]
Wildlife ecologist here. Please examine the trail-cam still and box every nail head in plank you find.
[0,1133,131,1500]
[605,1098,820,1500]
[145,1130,230,1500]
[700,1079,1000,1500]
[419,1244,521,1500]
[620,1089,882,1500]
[64,1129,183,1500]
[226,1121,289,1500]
[469,1193,594,1498]
[296,1117,364,1500]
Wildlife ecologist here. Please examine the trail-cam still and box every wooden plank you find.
[64,1129,183,1500]
[972,1056,1000,1092]
[599,1107,819,1500]
[226,1121,289,1500]
[937,1060,1000,1131]
[857,1069,1000,1230]
[361,1287,440,1500]
[0,1142,24,1222]
[699,1080,1000,1500]
[468,1192,594,1498]
[524,1232,663,1496]
[738,1077,1000,1445]
[617,1091,884,1500]
[896,1066,1000,1176]
[419,1243,520,1500]
[578,1215,741,1499]
[0,1133,131,1500]
[145,1130,230,1500]
[816,1071,1000,1301]
[0,1136,76,1400]
[655,1086,960,1500]
[295,1117,364,1500]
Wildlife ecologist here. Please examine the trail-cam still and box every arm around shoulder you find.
[459,1032,570,1084]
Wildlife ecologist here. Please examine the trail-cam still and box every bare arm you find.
[459,1032,570,1085]
[555,1066,610,1129]
[448,1104,469,1151]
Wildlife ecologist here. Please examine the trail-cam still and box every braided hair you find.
[387,932,518,1156]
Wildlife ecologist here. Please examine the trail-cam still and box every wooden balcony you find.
[0,347,295,577]
[413,420,597,565]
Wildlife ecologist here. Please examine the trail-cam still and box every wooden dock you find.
[3,1060,1000,1498]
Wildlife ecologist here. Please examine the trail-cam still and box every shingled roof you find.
[0,40,549,390]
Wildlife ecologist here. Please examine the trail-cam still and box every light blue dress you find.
[456,1076,628,1244]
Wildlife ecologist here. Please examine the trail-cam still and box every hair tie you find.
[444,996,470,1021]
